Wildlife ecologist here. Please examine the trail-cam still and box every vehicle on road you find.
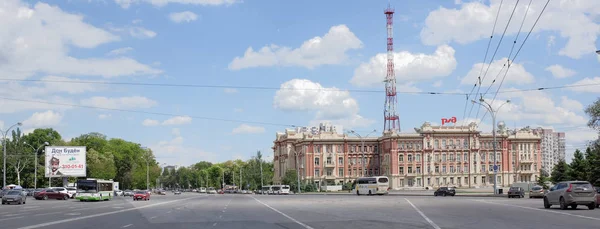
[133,191,150,201]
[114,190,123,196]
[529,186,545,198]
[273,185,290,195]
[261,185,273,195]
[544,181,596,210]
[65,187,77,198]
[123,190,134,197]
[34,188,69,200]
[49,187,71,198]
[508,187,525,198]
[207,187,217,194]
[2,190,26,205]
[594,186,600,208]
[352,176,390,195]
[75,178,114,201]
[434,187,455,196]
[199,187,206,193]
[174,190,181,195]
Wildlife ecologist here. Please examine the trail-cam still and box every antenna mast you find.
[383,4,400,133]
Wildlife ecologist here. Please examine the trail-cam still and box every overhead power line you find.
[0,78,464,95]
[0,97,295,127]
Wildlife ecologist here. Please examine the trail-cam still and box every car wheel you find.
[559,197,567,210]
[63,195,68,200]
[588,203,595,210]
[543,197,551,209]
[43,195,48,200]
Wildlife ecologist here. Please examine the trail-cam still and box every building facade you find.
[272,122,542,190]
[533,128,566,175]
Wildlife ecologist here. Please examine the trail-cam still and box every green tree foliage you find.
[550,159,571,183]
[86,149,117,180]
[537,169,549,189]
[585,144,600,186]
[281,169,298,192]
[567,149,587,181]
[585,97,600,131]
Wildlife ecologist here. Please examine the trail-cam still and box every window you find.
[338,157,343,165]
[435,154,440,162]
[416,166,421,174]
[489,153,493,162]
[435,140,439,149]
[399,154,404,162]
[374,145,378,153]
[416,154,421,162]
[464,166,468,173]
[464,138,468,148]
[326,145,332,153]
[315,145,321,153]
[450,166,454,173]
[399,167,404,174]
[315,158,320,166]
[464,153,468,161]
[327,169,333,176]
[408,166,413,173]
[442,166,447,173]
[435,166,439,173]
[408,154,413,162]
[482,165,486,172]
[351,146,355,152]
[442,139,447,148]
[442,154,446,162]
[315,169,320,176]
[326,157,332,164]
[457,154,461,162]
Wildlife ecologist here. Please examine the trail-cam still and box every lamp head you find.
[506,99,511,103]
[479,98,484,102]
[17,122,22,126]
[44,142,49,146]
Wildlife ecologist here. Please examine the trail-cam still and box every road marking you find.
[0,216,24,221]
[150,216,157,219]
[17,196,199,229]
[166,210,172,214]
[476,200,600,221]
[251,196,314,229]
[404,198,441,229]
[212,223,217,226]
[3,214,19,217]
[65,213,81,216]
[34,212,61,216]
[122,224,133,228]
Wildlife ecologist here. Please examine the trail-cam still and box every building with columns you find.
[272,122,542,190]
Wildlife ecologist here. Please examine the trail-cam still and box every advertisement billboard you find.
[45,146,87,178]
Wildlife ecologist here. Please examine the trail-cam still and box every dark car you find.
[1,190,26,205]
[434,187,456,196]
[34,189,69,200]
[508,187,524,198]
[133,191,150,201]
[595,187,600,208]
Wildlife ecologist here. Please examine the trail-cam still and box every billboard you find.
[45,146,87,178]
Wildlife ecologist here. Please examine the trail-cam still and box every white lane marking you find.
[251,196,314,229]
[404,198,441,229]
[113,206,125,209]
[122,224,133,228]
[34,212,61,216]
[166,210,172,214]
[150,216,157,219]
[4,214,19,217]
[17,196,199,229]
[0,216,24,222]
[65,213,81,216]
[476,200,600,221]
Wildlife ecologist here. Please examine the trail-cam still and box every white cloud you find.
[98,114,112,119]
[0,1,161,79]
[545,64,576,78]
[0,121,4,130]
[567,77,600,93]
[233,108,243,113]
[162,116,192,125]
[142,119,160,126]
[565,128,599,144]
[0,96,75,114]
[232,124,265,134]
[22,110,62,128]
[115,0,239,8]
[80,96,158,109]
[107,47,133,56]
[223,88,238,94]
[461,58,534,87]
[128,27,157,39]
[273,79,374,129]
[420,0,600,59]
[169,11,198,23]
[560,96,584,111]
[432,81,443,88]
[229,25,362,70]
[350,45,457,87]
[149,127,217,166]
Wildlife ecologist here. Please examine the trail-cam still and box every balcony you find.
[325,162,336,168]
[520,170,535,174]
[520,158,534,163]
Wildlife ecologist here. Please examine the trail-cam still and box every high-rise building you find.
[533,128,566,175]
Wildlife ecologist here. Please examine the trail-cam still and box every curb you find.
[297,192,509,198]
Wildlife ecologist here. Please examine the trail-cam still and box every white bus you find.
[352,176,390,195]
[261,185,273,194]
[272,185,290,195]
[76,178,114,201]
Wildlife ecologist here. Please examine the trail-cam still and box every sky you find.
[0,0,599,166]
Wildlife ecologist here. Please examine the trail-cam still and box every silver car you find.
[544,181,596,210]
[1,190,26,205]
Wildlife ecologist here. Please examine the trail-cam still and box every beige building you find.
[272,122,542,190]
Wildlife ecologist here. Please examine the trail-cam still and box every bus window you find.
[378,177,389,183]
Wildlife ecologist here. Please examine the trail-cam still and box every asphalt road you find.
[0,193,598,229]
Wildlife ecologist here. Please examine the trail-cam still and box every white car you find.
[50,187,72,198]
[65,187,77,198]
[114,190,123,196]
[199,187,207,193]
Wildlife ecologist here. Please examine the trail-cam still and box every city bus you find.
[272,185,290,195]
[352,176,390,195]
[75,178,114,201]
[261,185,273,194]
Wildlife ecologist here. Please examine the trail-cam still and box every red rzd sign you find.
[441,117,457,126]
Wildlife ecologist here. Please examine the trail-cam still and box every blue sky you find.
[1,0,599,165]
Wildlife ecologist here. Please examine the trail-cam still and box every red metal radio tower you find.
[383,4,400,133]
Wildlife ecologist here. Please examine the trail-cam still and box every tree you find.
[551,159,571,183]
[537,169,549,189]
[7,129,31,186]
[585,98,600,131]
[282,169,298,192]
[86,149,117,180]
[567,149,587,181]
[586,144,600,186]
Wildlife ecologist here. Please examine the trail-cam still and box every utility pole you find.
[296,143,302,194]
[239,167,242,190]
[473,98,510,195]
[260,156,264,194]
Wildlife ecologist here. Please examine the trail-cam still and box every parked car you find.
[174,190,181,195]
[434,187,456,196]
[1,190,26,205]
[66,187,77,198]
[529,186,545,198]
[114,190,123,196]
[123,190,134,197]
[133,191,150,201]
[544,181,596,210]
[595,186,600,208]
[34,189,69,200]
[508,187,525,198]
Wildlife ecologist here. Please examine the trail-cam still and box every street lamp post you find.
[347,129,377,177]
[24,142,49,189]
[472,98,510,195]
[1,122,22,187]
[142,157,149,190]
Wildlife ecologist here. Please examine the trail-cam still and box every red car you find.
[133,191,150,201]
[596,187,600,208]
[34,189,69,200]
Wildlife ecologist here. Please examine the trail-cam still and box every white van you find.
[352,176,390,195]
[199,187,207,193]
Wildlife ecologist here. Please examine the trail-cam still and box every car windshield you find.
[510,187,520,190]
[77,180,98,193]
[531,186,542,190]
[135,191,146,194]
[7,190,21,195]
[571,182,593,190]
